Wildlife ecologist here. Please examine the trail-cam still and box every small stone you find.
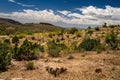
[44,59,49,62]
[67,55,74,59]
[95,68,102,73]
[53,59,61,63]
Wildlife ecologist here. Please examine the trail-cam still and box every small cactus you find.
[46,66,67,77]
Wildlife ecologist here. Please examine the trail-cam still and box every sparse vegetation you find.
[79,38,101,51]
[0,42,11,71]
[0,19,120,80]
[68,27,78,34]
[26,61,34,70]
[12,39,44,60]
[105,30,119,50]
[87,30,93,35]
[47,40,67,57]
[4,39,10,44]
[47,41,60,57]
[46,66,67,77]
[95,27,100,31]
[12,36,19,44]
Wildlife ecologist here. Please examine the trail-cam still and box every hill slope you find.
[0,18,64,34]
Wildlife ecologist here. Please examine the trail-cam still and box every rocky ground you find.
[0,51,120,80]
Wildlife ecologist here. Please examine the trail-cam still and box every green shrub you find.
[48,33,53,38]
[47,41,60,57]
[58,29,64,35]
[95,27,100,31]
[0,42,11,71]
[31,36,35,40]
[69,42,78,52]
[56,38,60,42]
[12,43,19,59]
[78,38,101,51]
[68,27,78,34]
[18,34,25,39]
[12,39,44,60]
[26,61,34,70]
[47,41,67,57]
[87,30,93,35]
[102,23,107,27]
[4,39,10,44]
[95,44,104,53]
[27,32,34,35]
[61,36,64,40]
[105,30,119,50]
[12,36,19,44]
[88,26,91,29]
[76,32,81,37]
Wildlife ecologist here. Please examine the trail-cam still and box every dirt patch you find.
[0,51,120,80]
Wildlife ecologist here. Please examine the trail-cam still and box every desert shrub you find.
[18,34,25,39]
[87,30,93,35]
[48,33,53,38]
[95,44,104,53]
[56,38,60,42]
[95,27,100,31]
[4,39,10,44]
[13,39,44,60]
[102,23,107,27]
[68,27,78,34]
[61,36,64,40]
[47,41,60,57]
[69,42,78,52]
[78,38,101,51]
[76,32,81,37]
[47,41,67,57]
[27,32,34,35]
[105,30,119,50]
[108,25,116,28]
[12,36,19,44]
[12,43,19,59]
[0,42,11,71]
[31,36,35,40]
[57,43,67,50]
[88,26,91,29]
[58,29,64,35]
[26,61,34,70]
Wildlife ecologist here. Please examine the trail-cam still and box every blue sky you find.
[0,0,120,28]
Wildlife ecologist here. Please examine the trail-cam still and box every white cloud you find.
[0,5,120,27]
[8,0,35,7]
[8,0,15,2]
[58,10,71,15]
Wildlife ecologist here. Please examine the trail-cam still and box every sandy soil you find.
[0,51,120,80]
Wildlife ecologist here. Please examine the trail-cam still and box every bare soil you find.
[0,51,120,80]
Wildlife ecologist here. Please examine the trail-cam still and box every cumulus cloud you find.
[58,10,71,15]
[8,0,35,7]
[0,5,120,27]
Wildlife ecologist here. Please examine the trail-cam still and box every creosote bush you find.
[12,36,19,44]
[0,42,11,71]
[79,38,101,51]
[12,39,44,60]
[4,39,10,44]
[47,40,67,57]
